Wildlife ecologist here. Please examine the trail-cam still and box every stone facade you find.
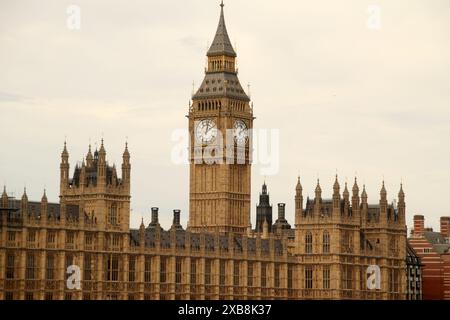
[0,3,408,300]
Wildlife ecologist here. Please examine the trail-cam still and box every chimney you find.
[278,203,286,220]
[171,209,183,230]
[413,215,424,237]
[440,216,450,238]
[151,207,159,225]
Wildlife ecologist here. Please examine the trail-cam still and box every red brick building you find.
[409,215,450,300]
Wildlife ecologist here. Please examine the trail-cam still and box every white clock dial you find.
[233,120,248,144]
[195,119,217,144]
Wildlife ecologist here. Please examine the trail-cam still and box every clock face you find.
[233,120,248,144]
[195,119,217,144]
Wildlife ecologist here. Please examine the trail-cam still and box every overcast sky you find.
[1,0,449,233]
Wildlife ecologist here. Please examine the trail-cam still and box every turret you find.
[332,175,340,214]
[397,183,405,224]
[97,139,107,187]
[60,141,70,193]
[41,189,48,223]
[121,142,131,188]
[380,181,388,221]
[295,176,303,225]
[256,182,272,233]
[352,178,360,217]
[360,185,368,222]
[86,144,93,167]
[139,218,145,248]
[1,186,8,208]
[343,182,350,215]
[80,160,86,188]
[21,188,28,217]
[314,179,322,215]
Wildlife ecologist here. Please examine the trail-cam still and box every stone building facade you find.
[0,3,407,300]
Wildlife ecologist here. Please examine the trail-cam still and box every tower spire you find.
[207,1,236,57]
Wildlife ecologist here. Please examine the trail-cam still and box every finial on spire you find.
[22,187,28,201]
[380,179,387,197]
[343,182,349,198]
[399,182,405,198]
[42,188,47,202]
[220,0,224,8]
[62,139,68,156]
[315,179,321,193]
[296,175,302,192]
[207,0,236,57]
[353,177,359,190]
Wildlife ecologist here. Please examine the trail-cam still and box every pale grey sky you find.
[0,0,449,232]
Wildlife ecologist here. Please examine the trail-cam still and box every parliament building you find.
[0,3,407,300]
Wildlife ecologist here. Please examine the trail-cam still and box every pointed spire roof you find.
[262,180,267,194]
[86,144,93,162]
[99,138,106,154]
[398,183,405,198]
[123,141,130,158]
[22,187,28,201]
[2,186,7,199]
[207,1,236,57]
[352,177,359,193]
[380,180,387,197]
[343,182,349,198]
[61,140,69,158]
[315,179,322,195]
[361,184,368,198]
[333,175,340,191]
[41,189,48,202]
[296,176,302,191]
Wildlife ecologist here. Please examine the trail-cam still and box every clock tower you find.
[188,2,253,234]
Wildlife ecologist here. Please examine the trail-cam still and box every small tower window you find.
[323,231,330,254]
[109,204,118,225]
[305,232,313,254]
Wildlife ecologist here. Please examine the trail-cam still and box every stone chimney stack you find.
[171,209,183,230]
[148,207,161,230]
[278,203,286,220]
[413,215,425,237]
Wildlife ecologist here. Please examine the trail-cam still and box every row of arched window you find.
[209,59,234,71]
[197,100,246,112]
[198,100,222,111]
[305,231,330,254]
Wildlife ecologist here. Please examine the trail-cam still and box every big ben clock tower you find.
[188,2,253,234]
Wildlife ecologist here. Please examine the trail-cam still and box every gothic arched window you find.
[305,232,313,254]
[323,231,330,254]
